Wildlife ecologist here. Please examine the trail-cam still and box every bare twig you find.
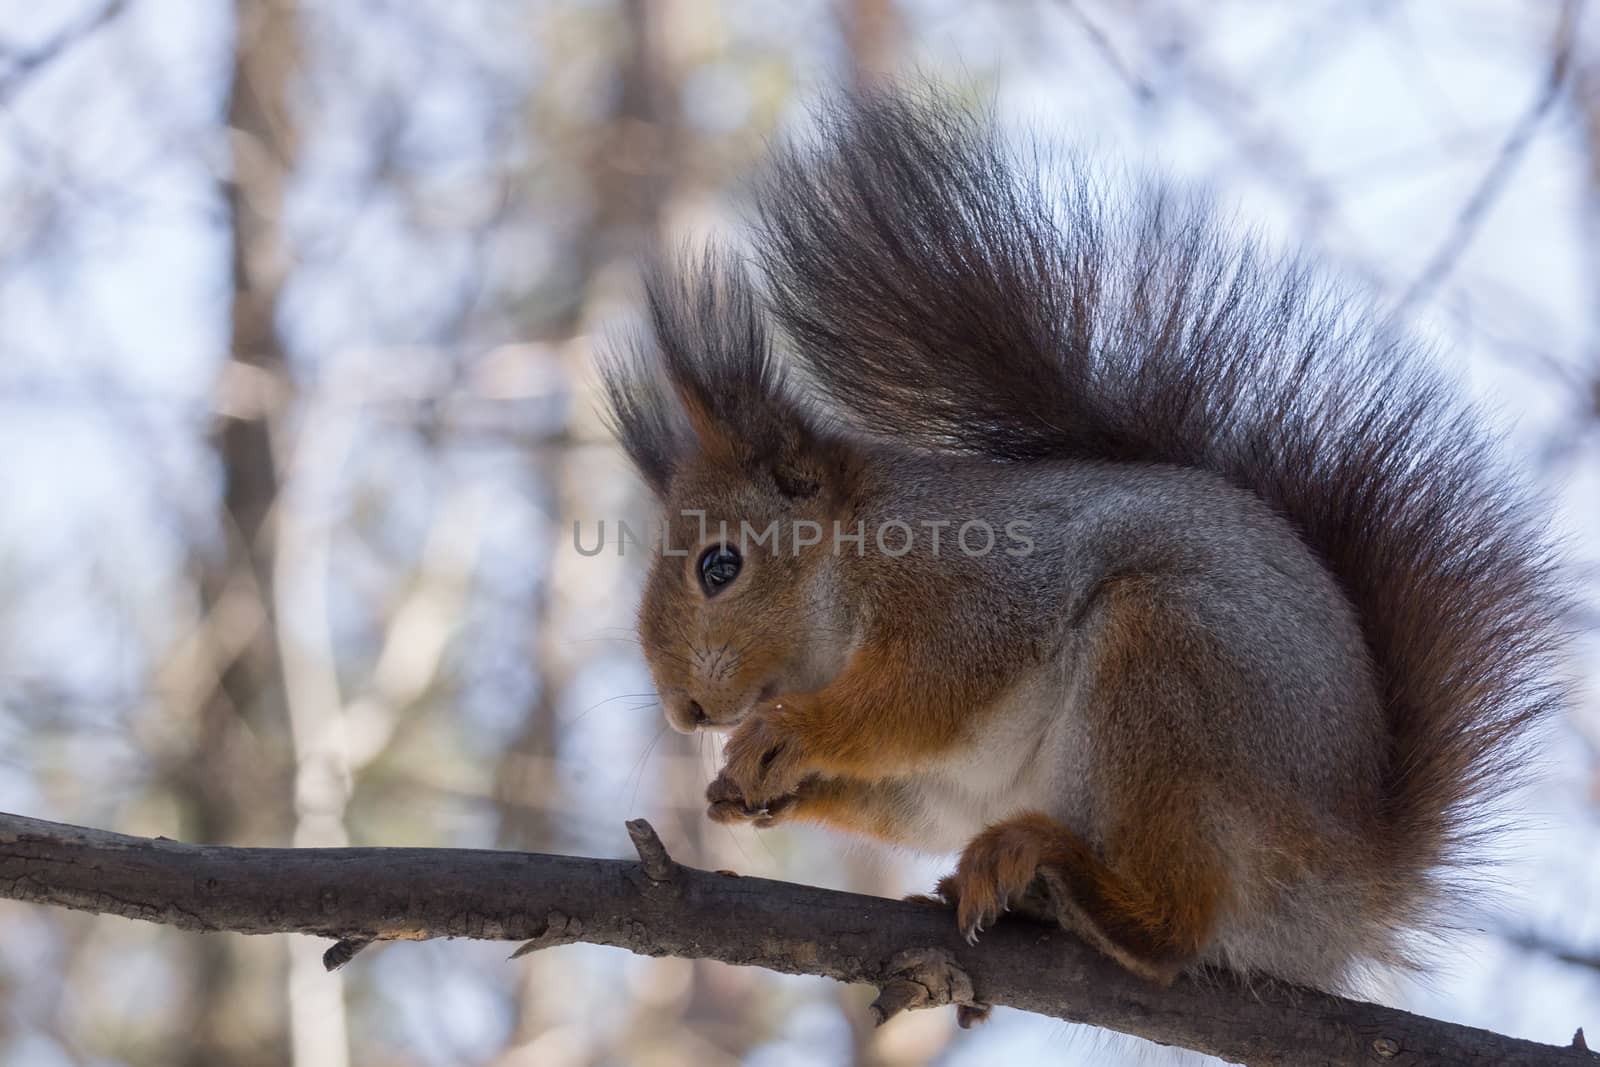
[1058,0,1155,102]
[1394,0,1586,317]
[625,817,676,882]
[1500,926,1600,974]
[321,936,370,972]
[1,811,1594,1067]
[0,0,130,106]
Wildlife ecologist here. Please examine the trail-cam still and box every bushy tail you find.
[753,89,1566,917]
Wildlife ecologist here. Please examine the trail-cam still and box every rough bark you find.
[2,812,1592,1066]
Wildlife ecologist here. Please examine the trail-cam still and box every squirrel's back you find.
[753,90,1567,954]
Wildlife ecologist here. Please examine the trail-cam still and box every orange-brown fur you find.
[940,811,1226,985]
[600,91,1566,995]
[709,637,1005,811]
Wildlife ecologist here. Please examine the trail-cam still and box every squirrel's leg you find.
[938,811,1226,985]
[707,775,917,841]
[712,639,999,811]
[938,576,1238,984]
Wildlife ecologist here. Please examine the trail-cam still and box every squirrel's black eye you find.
[697,544,742,596]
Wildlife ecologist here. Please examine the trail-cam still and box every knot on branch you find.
[322,936,372,972]
[510,910,584,960]
[869,947,989,1029]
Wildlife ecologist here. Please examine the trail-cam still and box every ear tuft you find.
[603,242,845,494]
[645,244,791,459]
[597,334,687,496]
[601,242,859,500]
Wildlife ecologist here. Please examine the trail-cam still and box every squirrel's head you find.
[601,247,861,733]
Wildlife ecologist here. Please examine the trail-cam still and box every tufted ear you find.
[598,336,690,497]
[602,243,848,501]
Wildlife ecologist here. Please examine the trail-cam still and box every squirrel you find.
[598,89,1566,993]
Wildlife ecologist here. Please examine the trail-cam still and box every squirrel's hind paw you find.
[945,822,1069,942]
[902,874,961,911]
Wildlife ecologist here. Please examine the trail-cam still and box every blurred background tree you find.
[0,2,1596,1065]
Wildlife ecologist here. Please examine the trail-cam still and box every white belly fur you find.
[891,659,1092,854]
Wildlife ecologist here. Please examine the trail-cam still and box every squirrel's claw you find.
[946,832,1044,944]
[958,894,999,944]
[706,797,760,824]
[705,772,764,824]
[753,795,796,829]
[705,770,802,826]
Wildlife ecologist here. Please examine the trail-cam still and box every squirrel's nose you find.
[687,700,708,726]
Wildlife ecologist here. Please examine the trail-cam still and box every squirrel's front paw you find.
[706,772,807,828]
[711,700,813,814]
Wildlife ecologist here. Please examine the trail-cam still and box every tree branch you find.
[1393,0,1585,318]
[0,0,130,107]
[1,811,1592,1066]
